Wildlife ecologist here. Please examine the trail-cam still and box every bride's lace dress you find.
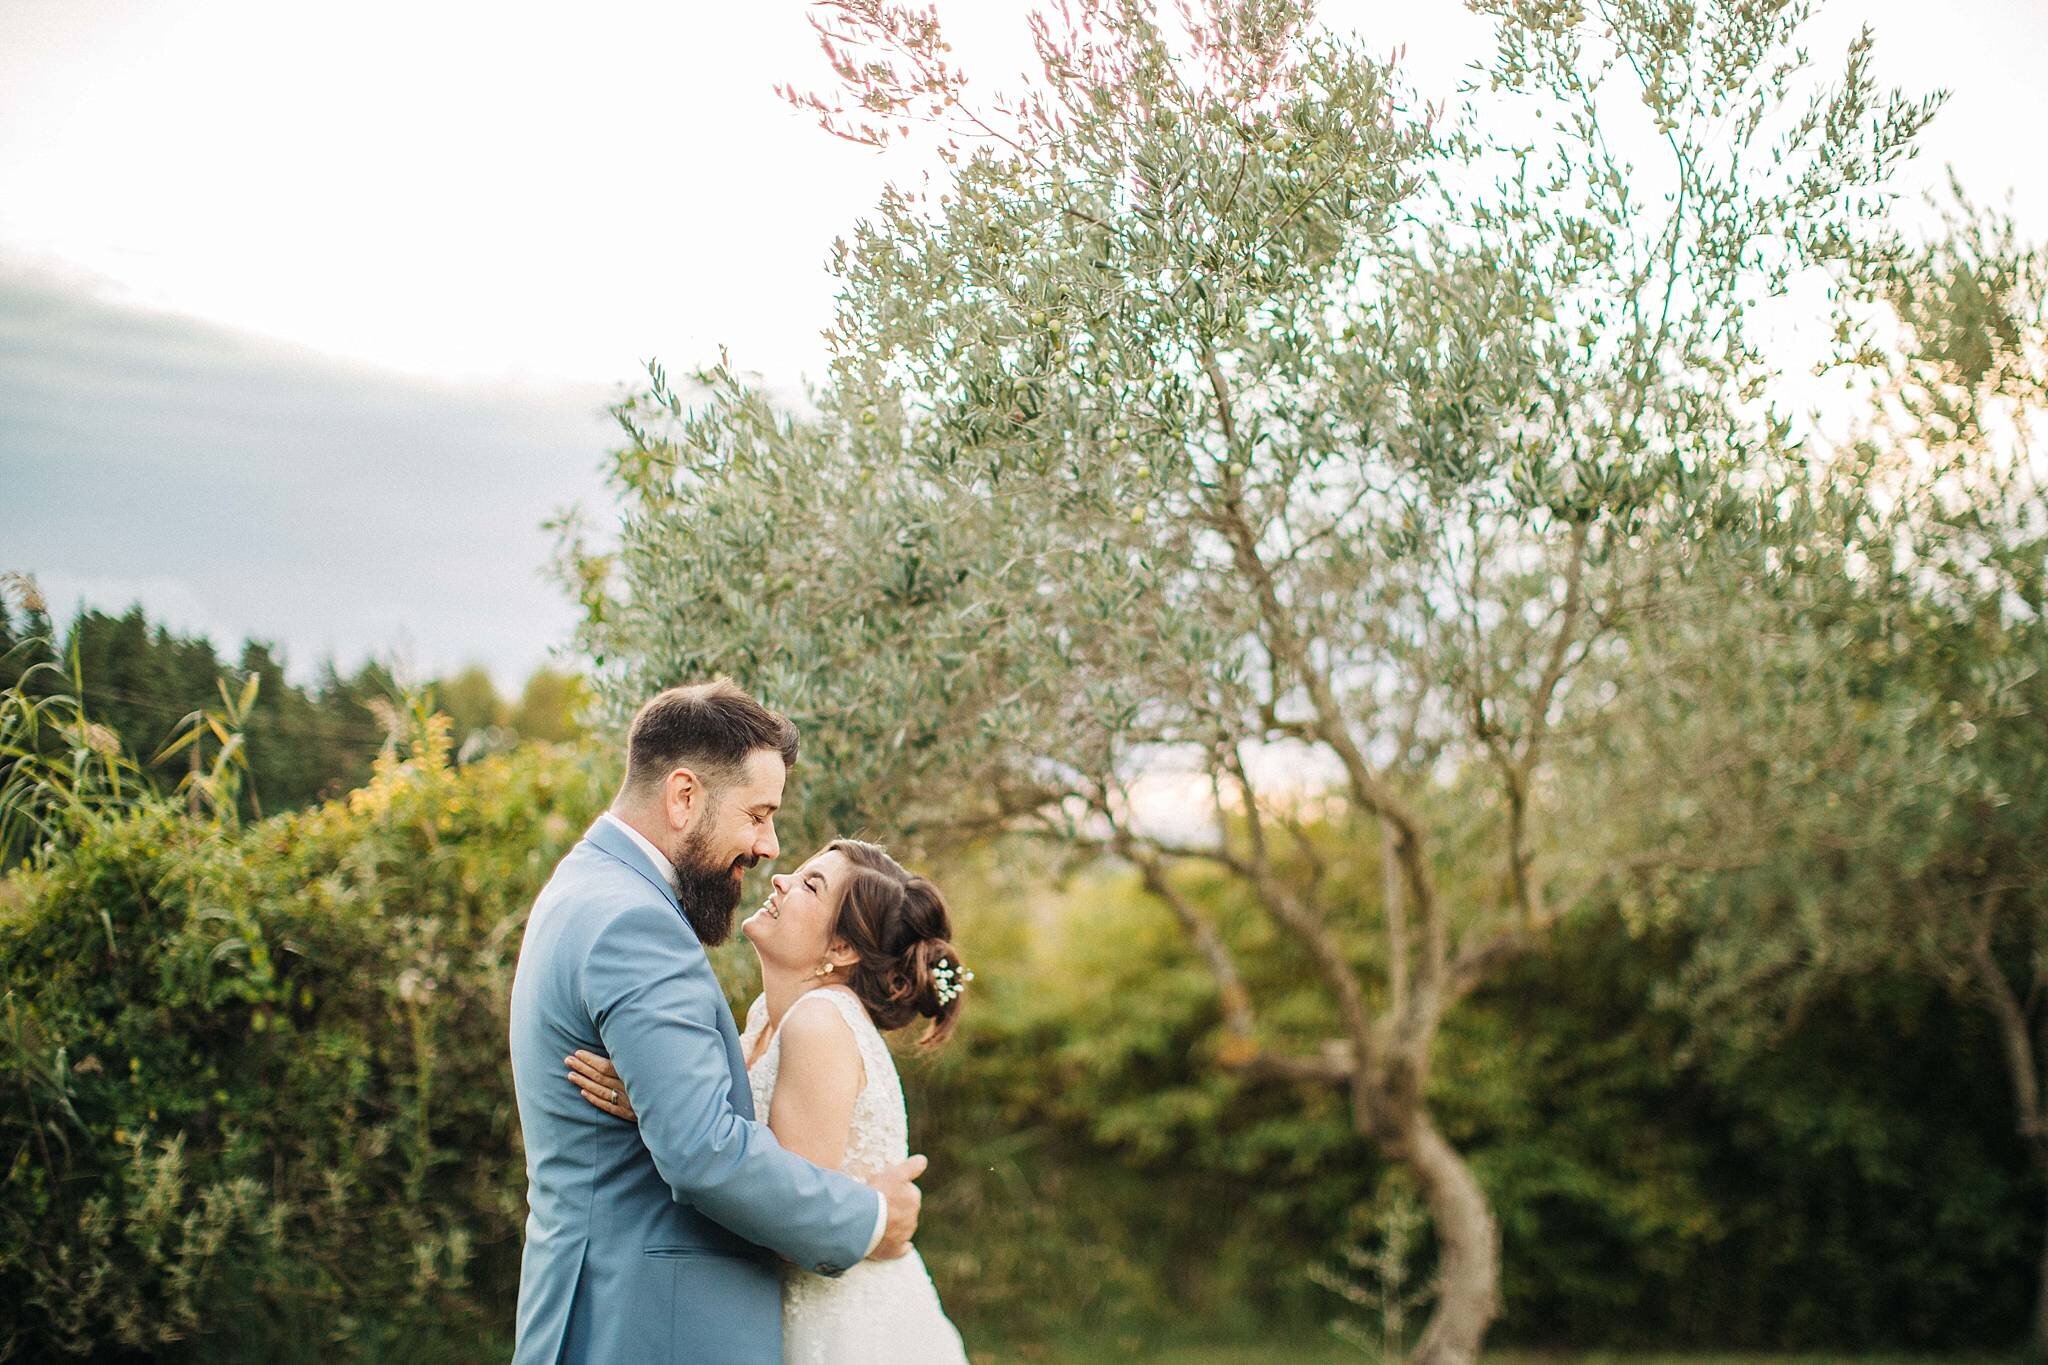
[742,988,969,1365]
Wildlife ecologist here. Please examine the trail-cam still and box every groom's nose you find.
[753,821,780,863]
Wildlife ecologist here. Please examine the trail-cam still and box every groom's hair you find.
[623,679,799,797]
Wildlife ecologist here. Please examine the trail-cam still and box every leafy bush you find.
[0,723,611,1360]
[905,854,2038,1353]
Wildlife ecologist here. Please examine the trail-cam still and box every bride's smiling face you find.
[741,847,856,972]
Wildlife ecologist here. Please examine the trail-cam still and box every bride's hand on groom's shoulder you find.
[566,1050,636,1121]
[867,1155,927,1261]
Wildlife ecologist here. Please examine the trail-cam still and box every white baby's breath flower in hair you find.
[932,957,975,1006]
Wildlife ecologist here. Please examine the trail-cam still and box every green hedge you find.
[2,741,2036,1359]
[0,735,611,1360]
[902,857,2037,1353]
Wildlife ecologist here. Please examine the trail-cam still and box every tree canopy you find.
[564,1,1942,1357]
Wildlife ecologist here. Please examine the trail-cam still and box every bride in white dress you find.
[569,838,971,1364]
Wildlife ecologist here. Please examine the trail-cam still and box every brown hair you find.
[827,839,967,1047]
[625,679,799,795]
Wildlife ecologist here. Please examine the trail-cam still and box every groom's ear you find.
[661,765,707,827]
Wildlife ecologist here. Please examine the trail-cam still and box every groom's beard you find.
[671,824,755,947]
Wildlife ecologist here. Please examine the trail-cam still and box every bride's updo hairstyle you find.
[827,839,967,1047]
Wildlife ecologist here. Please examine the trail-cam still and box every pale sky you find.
[4,0,2045,683]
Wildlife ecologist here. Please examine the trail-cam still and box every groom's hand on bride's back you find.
[567,1049,925,1256]
[867,1155,926,1260]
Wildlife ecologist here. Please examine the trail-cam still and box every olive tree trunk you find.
[1400,1113,1502,1364]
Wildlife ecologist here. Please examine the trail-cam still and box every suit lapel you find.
[579,818,756,1116]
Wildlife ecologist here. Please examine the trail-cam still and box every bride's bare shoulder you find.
[777,991,868,1084]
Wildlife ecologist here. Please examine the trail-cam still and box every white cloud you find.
[2,268,612,686]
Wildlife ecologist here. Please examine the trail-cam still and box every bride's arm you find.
[766,1002,865,1169]
[566,994,767,1122]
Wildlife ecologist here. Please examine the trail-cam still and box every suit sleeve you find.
[581,902,883,1275]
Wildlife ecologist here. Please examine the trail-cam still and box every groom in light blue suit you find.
[510,680,925,1364]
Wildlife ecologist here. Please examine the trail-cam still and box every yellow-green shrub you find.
[0,730,611,1360]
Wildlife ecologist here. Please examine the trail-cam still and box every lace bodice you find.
[740,988,907,1181]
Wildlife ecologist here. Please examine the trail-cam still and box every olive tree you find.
[1601,194,2048,1351]
[562,2,1932,1356]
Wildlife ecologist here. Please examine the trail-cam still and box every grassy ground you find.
[976,1343,2017,1365]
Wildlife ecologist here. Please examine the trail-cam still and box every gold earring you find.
[813,962,835,978]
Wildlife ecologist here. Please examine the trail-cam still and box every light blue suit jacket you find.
[509,817,881,1364]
